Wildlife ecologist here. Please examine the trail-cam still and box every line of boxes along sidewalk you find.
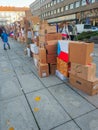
[16,16,98,96]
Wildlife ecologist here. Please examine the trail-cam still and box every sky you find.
[0,0,36,7]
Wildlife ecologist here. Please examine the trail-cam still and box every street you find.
[0,38,98,130]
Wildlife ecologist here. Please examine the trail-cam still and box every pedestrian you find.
[1,30,11,50]
[70,21,77,40]
[61,22,73,40]
[27,28,32,47]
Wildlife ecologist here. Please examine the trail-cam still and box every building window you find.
[75,1,80,8]
[54,9,56,14]
[53,0,56,5]
[48,3,50,7]
[92,0,95,3]
[81,0,86,6]
[57,8,60,13]
[57,0,60,3]
[51,10,53,15]
[46,4,48,8]
[69,3,74,9]
[61,7,64,12]
[50,1,53,6]
[65,5,68,10]
[48,11,50,16]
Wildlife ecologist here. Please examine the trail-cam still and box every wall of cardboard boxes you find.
[11,15,98,96]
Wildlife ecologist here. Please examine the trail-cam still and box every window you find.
[57,0,60,3]
[54,9,56,14]
[75,1,80,8]
[50,2,53,6]
[61,7,64,12]
[57,8,60,13]
[81,0,86,6]
[53,0,56,5]
[65,5,68,10]
[48,11,50,16]
[48,3,50,7]
[69,3,74,9]
[51,10,53,15]
[92,0,95,3]
[46,4,47,8]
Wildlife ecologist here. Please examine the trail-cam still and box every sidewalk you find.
[0,38,98,130]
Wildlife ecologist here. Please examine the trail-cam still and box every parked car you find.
[76,24,92,34]
[91,26,98,31]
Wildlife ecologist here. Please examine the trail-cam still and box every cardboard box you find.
[49,64,57,75]
[39,48,46,63]
[69,42,94,65]
[71,63,96,81]
[69,74,98,96]
[40,24,49,30]
[45,26,57,34]
[31,16,40,24]
[33,54,39,69]
[45,33,62,41]
[38,63,49,78]
[46,40,58,45]
[39,29,45,35]
[45,43,57,54]
[39,36,45,43]
[47,54,57,64]
[57,57,69,77]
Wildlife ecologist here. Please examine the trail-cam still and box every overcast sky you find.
[0,0,36,7]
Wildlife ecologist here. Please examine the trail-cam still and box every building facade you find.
[30,0,98,25]
[0,6,29,25]
[30,0,40,17]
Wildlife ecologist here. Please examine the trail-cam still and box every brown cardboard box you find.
[40,24,49,30]
[39,48,46,63]
[49,64,57,75]
[69,74,98,96]
[38,63,49,78]
[45,33,62,41]
[69,42,94,65]
[39,36,45,43]
[71,63,96,81]
[45,43,57,54]
[57,57,69,77]
[45,26,57,34]
[31,16,40,24]
[46,40,58,45]
[39,29,45,35]
[33,54,39,69]
[47,54,57,64]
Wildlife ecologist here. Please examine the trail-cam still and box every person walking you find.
[71,21,77,40]
[61,22,73,40]
[1,30,11,50]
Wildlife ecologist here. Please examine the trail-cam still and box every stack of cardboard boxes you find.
[34,21,62,77]
[38,48,49,78]
[56,40,70,80]
[69,41,98,95]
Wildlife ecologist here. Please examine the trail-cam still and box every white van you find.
[76,24,92,34]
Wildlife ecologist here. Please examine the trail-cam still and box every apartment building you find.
[30,0,40,17]
[30,0,98,25]
[0,6,29,25]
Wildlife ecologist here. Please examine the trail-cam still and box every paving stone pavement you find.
[0,38,98,130]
